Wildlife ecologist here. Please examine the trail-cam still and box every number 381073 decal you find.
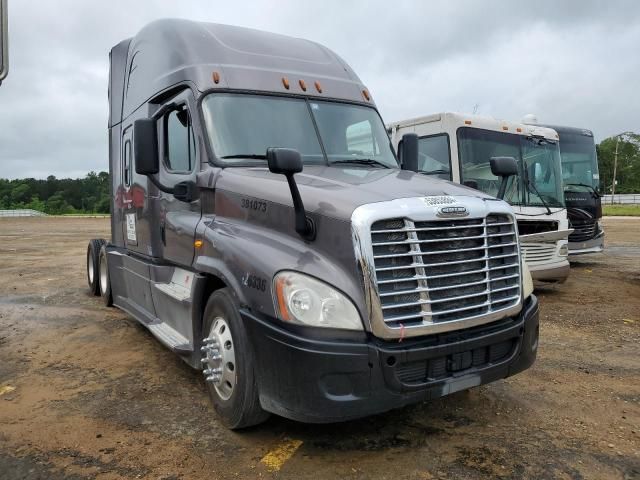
[241,198,267,213]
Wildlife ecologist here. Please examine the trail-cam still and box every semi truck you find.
[86,20,539,429]
[388,113,572,283]
[530,122,604,254]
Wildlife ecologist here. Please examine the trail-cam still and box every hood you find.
[216,165,495,221]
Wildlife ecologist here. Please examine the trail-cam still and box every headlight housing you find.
[273,271,363,330]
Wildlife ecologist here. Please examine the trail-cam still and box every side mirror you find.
[134,119,159,175]
[267,147,303,175]
[399,133,419,171]
[266,148,315,241]
[490,156,518,200]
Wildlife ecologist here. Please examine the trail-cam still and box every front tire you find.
[201,288,268,429]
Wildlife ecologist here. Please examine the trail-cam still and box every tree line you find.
[0,171,110,214]
[0,132,638,214]
[597,132,640,194]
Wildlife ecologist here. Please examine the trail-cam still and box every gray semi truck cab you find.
[86,19,539,428]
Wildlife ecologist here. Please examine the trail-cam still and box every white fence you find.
[0,209,48,217]
[602,194,640,205]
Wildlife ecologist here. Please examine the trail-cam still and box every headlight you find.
[559,244,568,256]
[273,271,363,330]
[522,261,534,298]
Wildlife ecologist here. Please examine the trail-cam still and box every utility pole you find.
[611,135,620,204]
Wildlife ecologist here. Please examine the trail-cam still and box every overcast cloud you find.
[0,0,639,179]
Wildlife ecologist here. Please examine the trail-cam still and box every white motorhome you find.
[388,112,571,283]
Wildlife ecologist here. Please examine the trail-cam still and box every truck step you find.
[148,322,192,354]
[153,268,194,303]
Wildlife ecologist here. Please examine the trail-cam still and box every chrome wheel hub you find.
[201,317,236,400]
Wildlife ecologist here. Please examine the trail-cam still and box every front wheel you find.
[200,288,268,429]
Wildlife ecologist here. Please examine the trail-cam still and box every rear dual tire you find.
[98,245,113,307]
[87,239,105,296]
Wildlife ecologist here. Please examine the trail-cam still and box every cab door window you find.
[164,106,196,172]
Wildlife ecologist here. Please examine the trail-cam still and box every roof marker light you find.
[314,81,322,93]
[516,127,522,133]
[464,120,472,125]
[299,79,307,91]
[282,77,290,90]
[362,89,370,101]
[212,71,220,84]
[502,126,508,131]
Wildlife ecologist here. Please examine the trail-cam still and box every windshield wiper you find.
[220,154,267,160]
[523,161,553,215]
[565,183,600,198]
[419,169,450,176]
[330,159,390,169]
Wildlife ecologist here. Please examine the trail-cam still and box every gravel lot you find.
[0,216,638,479]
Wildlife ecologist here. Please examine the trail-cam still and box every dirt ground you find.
[0,216,638,480]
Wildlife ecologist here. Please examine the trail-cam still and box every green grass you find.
[603,204,640,216]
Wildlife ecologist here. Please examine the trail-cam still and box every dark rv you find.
[86,19,539,428]
[539,125,604,254]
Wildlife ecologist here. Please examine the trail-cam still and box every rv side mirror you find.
[134,119,159,175]
[399,133,419,171]
[490,156,518,200]
[266,148,315,240]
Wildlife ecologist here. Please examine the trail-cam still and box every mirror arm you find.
[285,174,316,241]
[147,173,175,195]
[497,177,509,200]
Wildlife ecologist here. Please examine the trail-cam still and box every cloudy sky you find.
[0,0,639,179]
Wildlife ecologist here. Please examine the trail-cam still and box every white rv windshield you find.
[457,127,565,208]
[202,94,398,168]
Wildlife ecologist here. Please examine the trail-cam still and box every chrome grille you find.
[371,214,520,328]
[521,243,556,265]
[569,219,597,242]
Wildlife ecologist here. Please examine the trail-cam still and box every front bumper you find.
[243,295,539,423]
[528,261,570,283]
[569,232,605,255]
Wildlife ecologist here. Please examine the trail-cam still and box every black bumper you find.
[243,295,539,423]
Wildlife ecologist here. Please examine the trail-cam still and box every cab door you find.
[155,90,201,267]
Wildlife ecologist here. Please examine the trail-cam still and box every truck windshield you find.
[557,130,600,193]
[201,94,398,168]
[457,127,565,208]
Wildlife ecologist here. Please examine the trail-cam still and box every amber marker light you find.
[362,89,370,101]
[464,120,472,125]
[282,77,290,89]
[212,71,220,84]
[194,240,203,249]
[314,81,323,93]
[299,79,307,91]
[275,276,291,321]
[516,127,522,133]
[502,126,509,131]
